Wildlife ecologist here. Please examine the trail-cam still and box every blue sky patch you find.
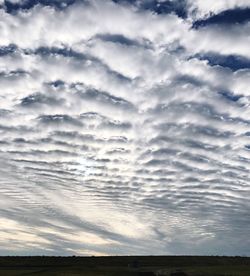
[219,91,242,102]
[195,53,250,71]
[112,0,187,18]
[3,0,78,13]
[193,8,250,28]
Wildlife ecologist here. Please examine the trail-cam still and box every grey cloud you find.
[37,114,83,127]
[76,87,136,110]
[0,69,27,78]
[0,109,11,116]
[155,122,235,139]
[79,112,132,130]
[96,34,141,47]
[20,92,64,107]
[0,44,18,56]
[34,46,88,60]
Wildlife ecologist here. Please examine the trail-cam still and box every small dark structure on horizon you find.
[128,259,140,269]
[138,272,155,276]
[170,271,188,276]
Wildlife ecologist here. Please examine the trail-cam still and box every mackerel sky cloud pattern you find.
[0,0,250,256]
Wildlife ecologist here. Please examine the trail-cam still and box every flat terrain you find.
[0,256,249,276]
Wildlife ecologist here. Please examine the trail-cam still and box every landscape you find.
[0,256,249,276]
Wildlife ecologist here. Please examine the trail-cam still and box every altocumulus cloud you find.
[0,0,250,256]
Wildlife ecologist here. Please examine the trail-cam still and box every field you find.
[0,256,249,276]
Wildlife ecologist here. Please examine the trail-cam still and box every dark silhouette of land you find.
[0,255,249,275]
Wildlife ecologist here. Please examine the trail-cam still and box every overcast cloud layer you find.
[0,0,250,256]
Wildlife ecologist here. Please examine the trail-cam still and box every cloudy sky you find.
[0,0,250,256]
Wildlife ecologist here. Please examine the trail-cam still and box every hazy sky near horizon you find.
[0,0,250,256]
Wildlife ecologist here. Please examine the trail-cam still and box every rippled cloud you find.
[0,0,250,256]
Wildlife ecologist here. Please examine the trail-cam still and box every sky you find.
[0,0,250,256]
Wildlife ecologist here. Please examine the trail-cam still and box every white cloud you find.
[0,0,250,256]
[0,0,189,48]
[187,0,250,19]
[183,23,250,59]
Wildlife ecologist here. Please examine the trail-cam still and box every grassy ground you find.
[0,256,249,276]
